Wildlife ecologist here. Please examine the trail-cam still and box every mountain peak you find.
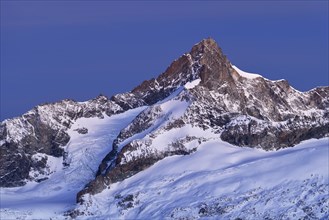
[190,38,235,89]
[111,38,237,110]
[190,37,221,57]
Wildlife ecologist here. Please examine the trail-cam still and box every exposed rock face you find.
[110,40,205,110]
[183,80,329,150]
[75,38,329,204]
[192,38,236,89]
[0,96,122,187]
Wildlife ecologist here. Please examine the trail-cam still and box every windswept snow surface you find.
[232,65,262,79]
[1,120,328,219]
[77,137,329,219]
[184,78,201,89]
[0,107,146,220]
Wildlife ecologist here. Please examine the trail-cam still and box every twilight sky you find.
[1,1,328,120]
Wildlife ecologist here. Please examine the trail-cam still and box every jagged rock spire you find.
[190,38,237,89]
[111,38,239,110]
[190,37,222,57]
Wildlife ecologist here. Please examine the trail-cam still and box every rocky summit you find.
[0,38,328,219]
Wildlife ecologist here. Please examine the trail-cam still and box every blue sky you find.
[1,1,328,120]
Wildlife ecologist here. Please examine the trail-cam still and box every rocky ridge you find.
[0,95,122,187]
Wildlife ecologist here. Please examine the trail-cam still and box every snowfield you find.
[2,134,327,219]
[76,137,329,219]
[0,107,146,220]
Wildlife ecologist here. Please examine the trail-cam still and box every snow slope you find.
[0,107,146,220]
[1,128,328,219]
[75,137,329,219]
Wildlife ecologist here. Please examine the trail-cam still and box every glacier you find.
[1,131,328,219]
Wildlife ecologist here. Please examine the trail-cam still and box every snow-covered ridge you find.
[0,96,123,187]
[1,97,122,144]
[232,65,262,79]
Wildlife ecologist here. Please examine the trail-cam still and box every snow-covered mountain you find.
[1,38,328,219]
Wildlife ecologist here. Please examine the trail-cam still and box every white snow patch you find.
[160,98,189,120]
[151,124,215,152]
[156,87,184,105]
[29,153,63,181]
[122,125,217,164]
[184,78,201,89]
[233,65,262,79]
